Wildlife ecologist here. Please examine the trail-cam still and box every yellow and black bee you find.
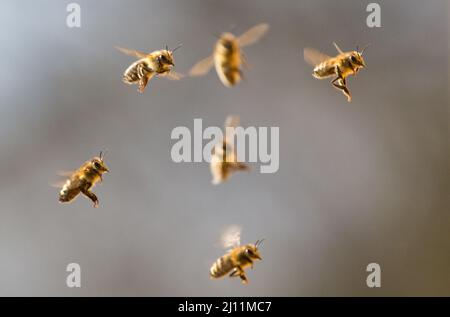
[58,151,109,208]
[304,42,369,102]
[116,45,183,93]
[210,225,264,284]
[210,116,249,185]
[189,23,269,87]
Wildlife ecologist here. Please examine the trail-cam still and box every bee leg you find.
[241,52,251,69]
[81,188,99,208]
[229,266,244,278]
[230,267,248,284]
[332,76,352,102]
[229,268,239,278]
[138,72,155,93]
[138,76,149,93]
[239,272,248,284]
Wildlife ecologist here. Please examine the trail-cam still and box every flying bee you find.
[304,42,369,102]
[210,225,264,285]
[57,151,109,208]
[189,23,269,87]
[116,44,183,93]
[210,116,249,185]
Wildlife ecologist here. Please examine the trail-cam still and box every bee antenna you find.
[99,149,108,161]
[172,43,183,53]
[165,44,168,51]
[255,238,265,248]
[360,43,371,55]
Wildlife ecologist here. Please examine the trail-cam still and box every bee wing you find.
[220,225,242,249]
[237,23,269,47]
[159,71,185,80]
[188,55,214,77]
[303,48,331,66]
[224,115,240,148]
[57,170,74,177]
[115,46,148,59]
[50,181,67,188]
[333,42,344,54]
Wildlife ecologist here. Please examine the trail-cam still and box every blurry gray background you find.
[0,0,448,296]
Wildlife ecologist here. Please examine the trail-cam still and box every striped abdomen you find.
[59,179,81,203]
[313,62,337,79]
[210,255,236,278]
[214,37,242,87]
[123,59,153,84]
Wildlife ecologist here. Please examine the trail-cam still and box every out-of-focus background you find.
[0,0,448,296]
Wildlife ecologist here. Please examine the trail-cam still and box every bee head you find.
[349,51,366,68]
[350,44,369,68]
[245,239,264,261]
[159,44,182,68]
[91,151,109,174]
[218,33,236,50]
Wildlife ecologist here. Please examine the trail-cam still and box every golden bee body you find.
[58,152,109,208]
[210,116,249,185]
[210,140,248,184]
[210,226,263,284]
[210,243,262,284]
[117,46,182,93]
[189,23,269,87]
[304,43,368,102]
[213,33,243,87]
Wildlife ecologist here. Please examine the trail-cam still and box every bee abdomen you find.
[313,63,336,79]
[123,61,151,84]
[210,256,234,278]
[59,181,80,203]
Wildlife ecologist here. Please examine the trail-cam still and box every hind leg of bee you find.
[331,66,352,102]
[138,76,149,93]
[230,267,248,284]
[138,72,155,93]
[81,188,99,208]
[230,266,248,284]
[241,52,251,69]
[332,77,352,102]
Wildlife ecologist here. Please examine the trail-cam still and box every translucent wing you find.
[57,170,74,177]
[333,42,344,54]
[159,71,185,80]
[224,115,240,143]
[189,55,214,77]
[237,23,269,47]
[50,181,67,188]
[303,48,331,66]
[115,46,148,59]
[221,225,242,249]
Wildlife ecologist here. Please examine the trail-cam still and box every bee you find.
[189,23,269,87]
[57,151,109,208]
[116,44,183,93]
[304,42,369,102]
[210,225,264,285]
[210,116,249,185]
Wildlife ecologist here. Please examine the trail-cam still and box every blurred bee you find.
[189,23,269,87]
[116,44,183,93]
[210,225,264,284]
[304,42,369,102]
[210,116,249,185]
[57,151,109,208]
